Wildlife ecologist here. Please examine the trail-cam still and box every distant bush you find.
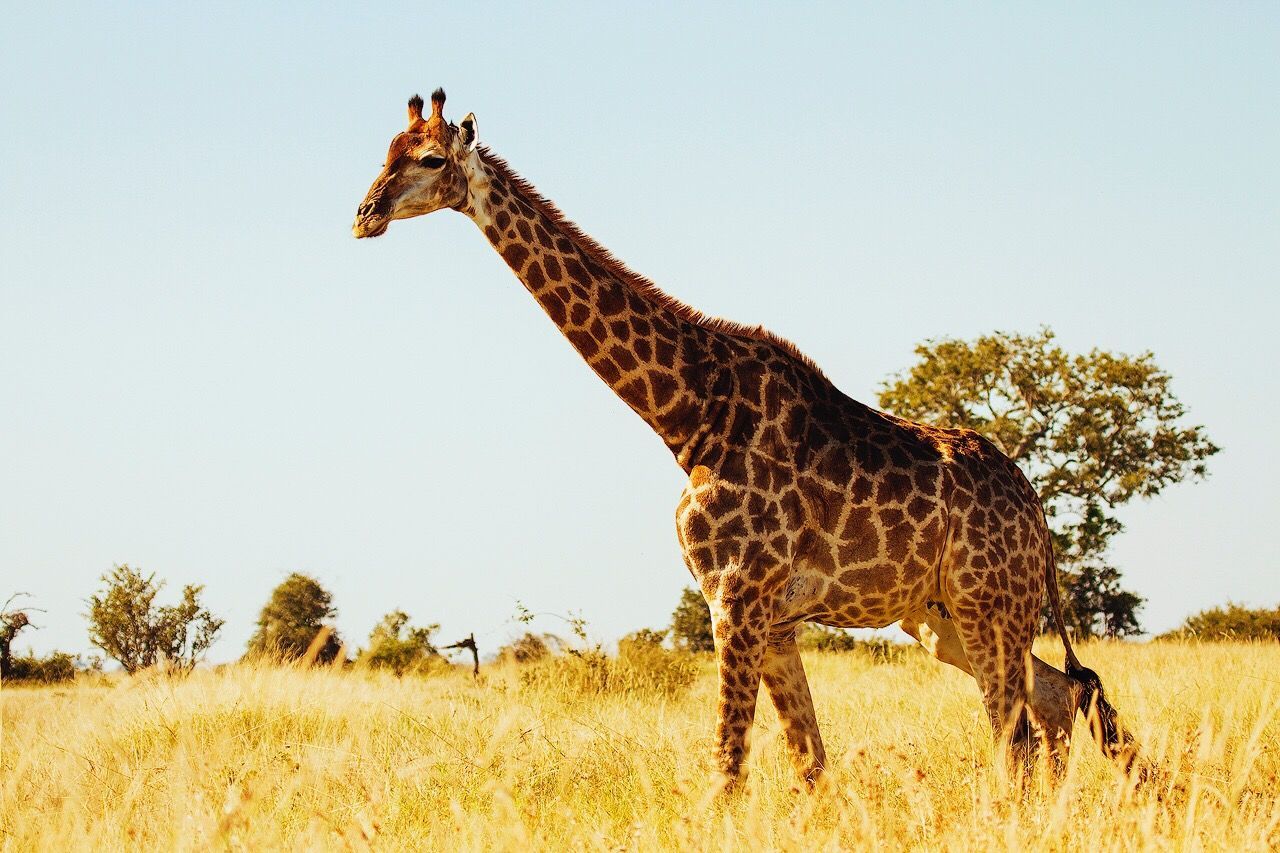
[496,632,558,664]
[796,623,863,652]
[360,611,445,676]
[245,573,343,665]
[620,627,668,650]
[1158,602,1280,642]
[518,640,699,697]
[796,623,915,662]
[505,606,698,696]
[4,651,78,684]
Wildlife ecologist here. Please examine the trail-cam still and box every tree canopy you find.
[86,565,223,673]
[245,573,343,664]
[878,328,1218,637]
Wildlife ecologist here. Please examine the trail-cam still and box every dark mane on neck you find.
[477,148,824,377]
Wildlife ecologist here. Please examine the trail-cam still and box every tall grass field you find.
[3,641,1277,850]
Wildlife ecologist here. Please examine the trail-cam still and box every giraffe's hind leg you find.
[904,606,1078,776]
[761,627,826,785]
[953,610,1037,776]
[905,609,1082,772]
[1027,657,1083,772]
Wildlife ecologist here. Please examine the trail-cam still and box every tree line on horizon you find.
[6,566,1278,686]
[3,328,1246,683]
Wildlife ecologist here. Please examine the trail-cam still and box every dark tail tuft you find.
[1067,660,1142,776]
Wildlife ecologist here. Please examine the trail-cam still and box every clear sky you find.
[3,3,1277,662]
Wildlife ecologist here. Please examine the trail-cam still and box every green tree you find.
[670,587,715,652]
[878,328,1219,638]
[1158,602,1280,641]
[86,565,223,673]
[246,573,343,664]
[363,610,441,675]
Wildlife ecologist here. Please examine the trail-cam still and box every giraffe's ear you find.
[458,112,479,150]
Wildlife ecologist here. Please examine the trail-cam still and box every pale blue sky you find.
[3,3,1277,661]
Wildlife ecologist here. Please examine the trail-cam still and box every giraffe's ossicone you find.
[353,90,1141,789]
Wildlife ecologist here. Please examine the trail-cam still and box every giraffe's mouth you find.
[352,215,390,239]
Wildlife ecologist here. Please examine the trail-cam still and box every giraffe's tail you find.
[1064,659,1142,774]
[1043,535,1143,776]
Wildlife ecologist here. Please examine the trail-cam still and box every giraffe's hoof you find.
[709,770,747,800]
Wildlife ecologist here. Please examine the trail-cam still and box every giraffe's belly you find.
[776,510,948,630]
[777,559,933,629]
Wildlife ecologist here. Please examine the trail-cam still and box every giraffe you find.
[352,90,1139,788]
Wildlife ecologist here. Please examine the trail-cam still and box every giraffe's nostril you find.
[357,194,387,219]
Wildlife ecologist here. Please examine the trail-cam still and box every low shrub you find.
[4,651,77,684]
[796,623,916,662]
[1158,602,1280,641]
[496,632,558,664]
[358,611,444,676]
[518,639,700,697]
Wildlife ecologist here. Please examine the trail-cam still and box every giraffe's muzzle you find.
[352,214,390,239]
[352,200,391,238]
[353,188,393,238]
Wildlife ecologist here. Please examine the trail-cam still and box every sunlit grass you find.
[3,641,1277,850]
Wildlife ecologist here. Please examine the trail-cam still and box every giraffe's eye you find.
[419,155,446,169]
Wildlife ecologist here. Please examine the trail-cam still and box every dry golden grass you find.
[3,641,1278,851]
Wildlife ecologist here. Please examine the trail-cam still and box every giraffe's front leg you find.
[676,465,787,791]
[708,586,772,790]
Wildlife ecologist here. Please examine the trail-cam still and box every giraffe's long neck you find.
[458,152,723,467]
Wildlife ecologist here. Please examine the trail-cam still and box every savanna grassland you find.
[3,641,1278,851]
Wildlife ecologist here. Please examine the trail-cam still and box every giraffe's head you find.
[352,89,478,238]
